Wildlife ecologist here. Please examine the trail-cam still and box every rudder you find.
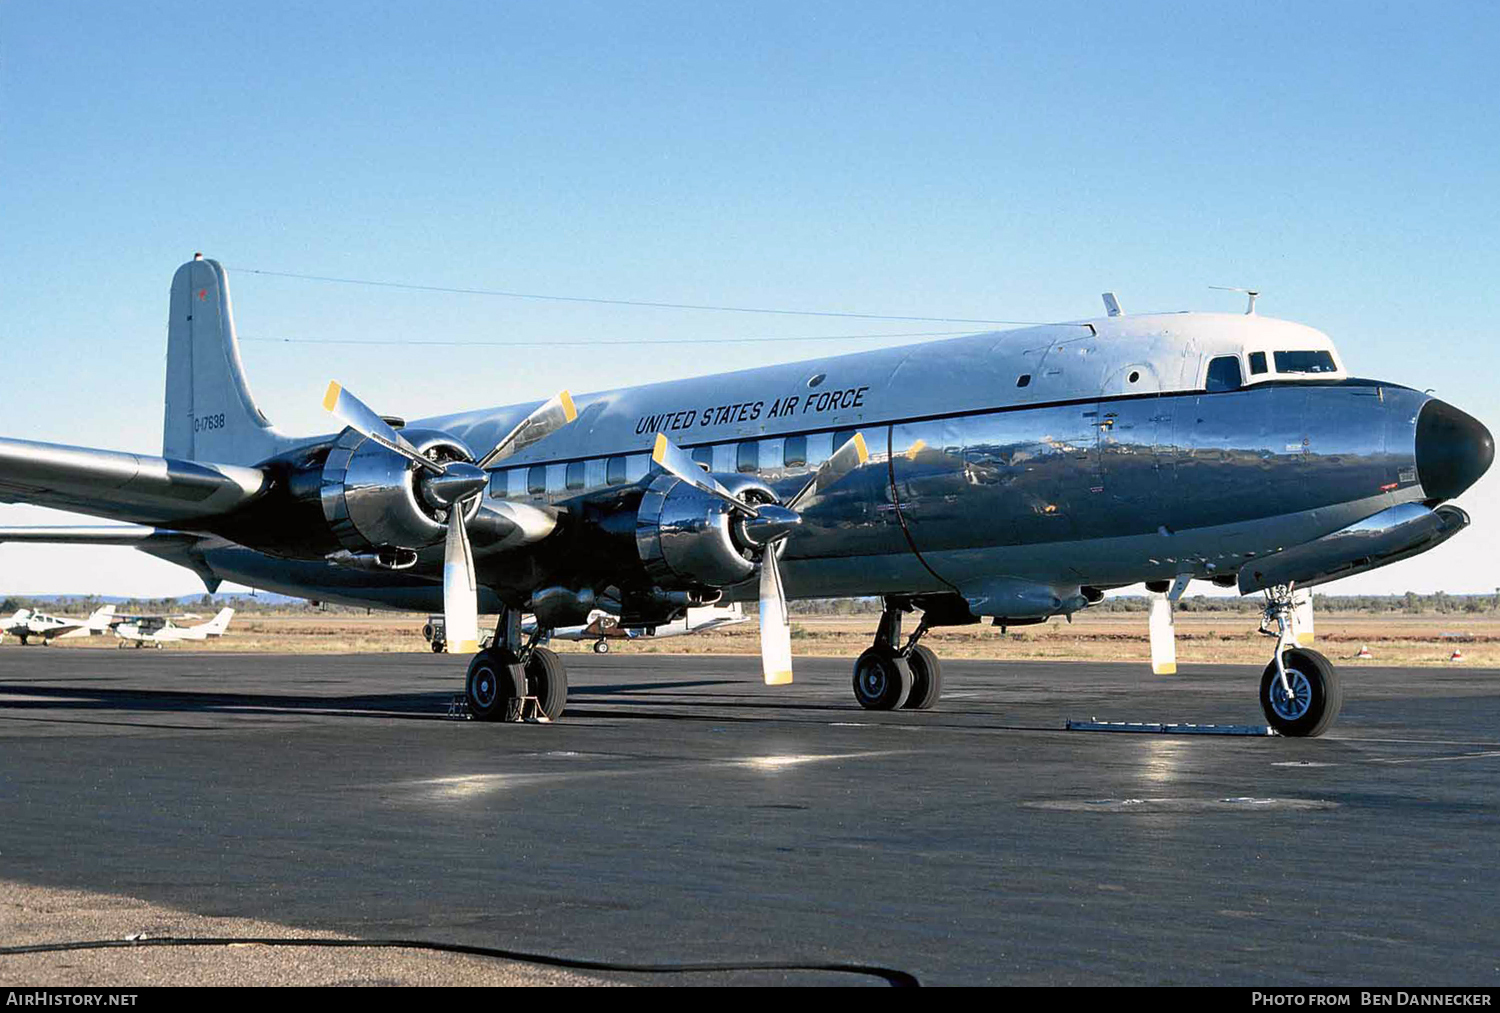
[163,256,296,464]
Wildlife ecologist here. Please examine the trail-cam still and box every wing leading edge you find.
[0,436,267,526]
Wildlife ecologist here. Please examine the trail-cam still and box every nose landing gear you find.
[1258,585,1341,737]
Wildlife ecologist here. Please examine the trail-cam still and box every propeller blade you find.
[650,433,758,516]
[442,509,481,654]
[787,431,869,511]
[323,381,442,474]
[1148,592,1177,675]
[475,391,578,470]
[1148,573,1193,675]
[758,547,793,686]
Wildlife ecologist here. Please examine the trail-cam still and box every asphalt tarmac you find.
[2,648,1498,986]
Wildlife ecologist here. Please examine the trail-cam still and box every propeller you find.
[324,382,577,654]
[1147,573,1193,675]
[650,430,869,684]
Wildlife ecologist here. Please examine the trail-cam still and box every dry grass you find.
[14,611,1499,667]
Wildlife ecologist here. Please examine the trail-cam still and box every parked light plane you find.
[534,603,749,654]
[0,605,115,645]
[113,607,235,648]
[424,603,747,653]
[0,258,1491,733]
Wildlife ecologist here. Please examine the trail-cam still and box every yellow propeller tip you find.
[322,381,342,412]
[764,671,794,686]
[651,432,668,463]
[852,431,869,463]
[559,390,577,422]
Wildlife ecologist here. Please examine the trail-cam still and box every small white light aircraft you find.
[113,607,235,648]
[1,605,116,645]
[534,602,749,654]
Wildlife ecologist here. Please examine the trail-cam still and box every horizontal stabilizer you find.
[0,437,266,526]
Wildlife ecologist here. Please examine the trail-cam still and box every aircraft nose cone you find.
[1416,399,1494,501]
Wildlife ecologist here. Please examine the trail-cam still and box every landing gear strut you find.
[852,601,942,711]
[464,608,568,722]
[1258,585,1341,737]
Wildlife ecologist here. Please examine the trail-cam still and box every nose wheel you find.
[1257,585,1342,737]
[1259,648,1341,737]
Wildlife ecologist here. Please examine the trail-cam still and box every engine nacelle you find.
[634,473,776,591]
[319,427,480,553]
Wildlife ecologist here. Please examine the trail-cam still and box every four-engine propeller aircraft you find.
[0,257,1492,733]
[0,604,116,645]
[113,607,235,648]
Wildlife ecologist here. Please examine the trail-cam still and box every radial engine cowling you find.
[635,473,777,591]
[320,427,481,553]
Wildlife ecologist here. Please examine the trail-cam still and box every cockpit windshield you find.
[1274,350,1338,374]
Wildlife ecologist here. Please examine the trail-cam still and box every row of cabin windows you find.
[499,430,860,500]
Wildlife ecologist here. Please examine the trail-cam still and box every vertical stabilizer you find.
[199,607,235,635]
[163,257,296,464]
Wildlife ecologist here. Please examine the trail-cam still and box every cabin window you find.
[565,460,586,491]
[585,457,607,488]
[1274,350,1338,374]
[605,456,627,486]
[1205,355,1243,392]
[527,465,547,496]
[783,435,807,468]
[506,469,527,499]
[737,441,760,473]
[1016,374,1031,388]
[692,446,713,470]
[489,472,507,499]
[1249,351,1268,375]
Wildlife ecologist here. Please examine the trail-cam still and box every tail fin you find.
[163,256,297,465]
[201,607,234,635]
[86,604,116,631]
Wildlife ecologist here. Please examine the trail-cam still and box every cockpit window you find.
[1205,355,1243,392]
[1248,351,1268,375]
[1274,350,1337,374]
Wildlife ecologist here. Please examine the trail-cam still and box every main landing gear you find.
[852,602,943,711]
[1258,585,1341,737]
[464,609,568,723]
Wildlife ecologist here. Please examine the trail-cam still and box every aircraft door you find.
[1097,391,1168,536]
[892,403,1103,587]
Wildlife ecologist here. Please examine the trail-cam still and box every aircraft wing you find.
[0,437,267,526]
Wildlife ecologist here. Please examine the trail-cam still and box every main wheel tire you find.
[852,647,913,710]
[430,639,445,654]
[526,646,568,720]
[903,644,943,710]
[466,651,523,722]
[593,640,610,654]
[1260,647,1342,737]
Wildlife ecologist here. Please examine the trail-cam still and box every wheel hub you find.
[1269,668,1313,720]
[473,667,497,708]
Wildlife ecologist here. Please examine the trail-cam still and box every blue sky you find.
[2,1,1497,596]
